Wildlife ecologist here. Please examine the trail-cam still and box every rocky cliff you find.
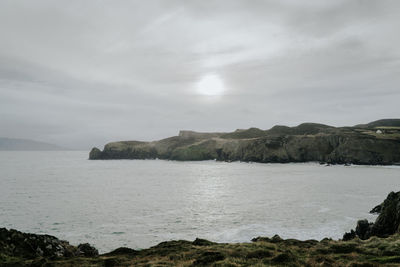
[89,119,400,165]
[344,191,400,241]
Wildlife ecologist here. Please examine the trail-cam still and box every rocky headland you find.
[89,119,400,165]
[3,191,400,266]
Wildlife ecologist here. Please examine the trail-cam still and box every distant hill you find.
[355,119,400,129]
[0,137,66,151]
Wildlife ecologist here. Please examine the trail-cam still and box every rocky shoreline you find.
[89,119,400,165]
[3,191,400,266]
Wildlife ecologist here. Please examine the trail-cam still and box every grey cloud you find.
[0,0,399,149]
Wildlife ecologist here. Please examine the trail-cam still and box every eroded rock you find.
[344,191,400,240]
[78,243,99,257]
[0,228,80,259]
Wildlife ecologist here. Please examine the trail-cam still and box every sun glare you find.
[196,74,225,96]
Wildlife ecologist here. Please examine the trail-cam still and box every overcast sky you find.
[0,0,399,149]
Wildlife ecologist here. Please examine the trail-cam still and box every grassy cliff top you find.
[108,119,400,145]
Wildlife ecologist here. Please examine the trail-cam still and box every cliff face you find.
[89,120,400,165]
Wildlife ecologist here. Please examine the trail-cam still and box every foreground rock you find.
[0,228,97,263]
[89,119,400,165]
[344,191,400,241]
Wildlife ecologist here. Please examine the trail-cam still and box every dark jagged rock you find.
[344,191,400,240]
[355,219,374,240]
[251,236,271,242]
[271,234,283,243]
[342,230,356,241]
[370,192,400,237]
[89,119,400,165]
[192,238,216,246]
[370,204,382,214]
[77,243,98,257]
[0,228,80,259]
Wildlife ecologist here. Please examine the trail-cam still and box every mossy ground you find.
[5,235,400,266]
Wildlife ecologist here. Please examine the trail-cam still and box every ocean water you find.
[1,151,400,252]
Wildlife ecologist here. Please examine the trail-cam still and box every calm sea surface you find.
[1,151,400,252]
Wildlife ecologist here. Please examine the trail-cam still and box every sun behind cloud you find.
[195,74,226,96]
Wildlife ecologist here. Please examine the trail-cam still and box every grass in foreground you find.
[4,234,400,266]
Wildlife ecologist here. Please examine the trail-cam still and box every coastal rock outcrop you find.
[77,243,99,257]
[89,147,103,160]
[89,119,400,165]
[0,228,97,259]
[343,191,400,240]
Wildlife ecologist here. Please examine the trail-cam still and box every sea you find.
[1,151,399,253]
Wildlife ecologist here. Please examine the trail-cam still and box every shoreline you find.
[88,157,400,167]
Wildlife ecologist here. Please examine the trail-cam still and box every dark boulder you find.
[89,147,102,159]
[355,219,373,240]
[192,238,216,246]
[342,230,356,241]
[0,228,80,259]
[271,234,283,243]
[78,243,99,257]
